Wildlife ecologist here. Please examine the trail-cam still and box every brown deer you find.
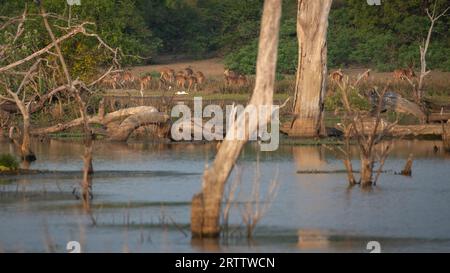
[184,67,194,77]
[121,71,137,88]
[330,69,343,83]
[160,67,175,79]
[238,74,248,87]
[101,73,122,90]
[139,75,152,91]
[101,76,116,89]
[195,71,205,89]
[187,75,198,92]
[393,66,416,81]
[176,73,187,89]
[159,68,175,90]
[224,69,239,86]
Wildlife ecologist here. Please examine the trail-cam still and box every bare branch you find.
[16,59,42,95]
[12,7,27,44]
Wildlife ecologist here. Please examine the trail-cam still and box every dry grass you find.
[331,68,450,99]
[118,59,450,105]
[131,58,225,79]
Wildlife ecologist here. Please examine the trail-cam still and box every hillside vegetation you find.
[2,0,449,78]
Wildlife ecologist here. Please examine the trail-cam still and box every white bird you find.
[175,91,189,95]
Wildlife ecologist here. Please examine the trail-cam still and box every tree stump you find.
[401,154,413,176]
[191,193,205,238]
[443,122,450,152]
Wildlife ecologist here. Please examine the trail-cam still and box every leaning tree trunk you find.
[290,0,332,137]
[191,0,282,238]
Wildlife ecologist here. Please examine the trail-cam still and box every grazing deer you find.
[176,73,187,89]
[393,66,416,81]
[184,67,194,77]
[393,69,405,80]
[187,75,198,92]
[224,69,239,86]
[330,69,343,83]
[101,77,116,89]
[121,71,137,88]
[101,73,122,90]
[159,76,173,91]
[176,70,185,77]
[159,68,175,90]
[160,67,175,79]
[237,74,248,87]
[195,71,205,89]
[139,75,152,91]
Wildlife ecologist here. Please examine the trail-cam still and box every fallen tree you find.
[30,106,170,142]
[335,118,443,137]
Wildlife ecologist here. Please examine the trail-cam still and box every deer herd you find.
[329,66,418,84]
[101,64,417,93]
[101,66,250,94]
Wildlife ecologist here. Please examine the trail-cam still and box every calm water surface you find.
[0,138,449,252]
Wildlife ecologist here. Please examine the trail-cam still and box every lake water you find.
[0,138,449,252]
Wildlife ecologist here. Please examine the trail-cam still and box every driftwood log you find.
[342,118,443,137]
[30,106,170,142]
[429,112,450,123]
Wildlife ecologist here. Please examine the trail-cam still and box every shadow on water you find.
[0,138,450,252]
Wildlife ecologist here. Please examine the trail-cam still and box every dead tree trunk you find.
[443,121,450,152]
[40,2,94,206]
[360,154,373,187]
[401,154,414,176]
[409,2,449,104]
[290,0,332,137]
[335,77,397,188]
[20,114,35,162]
[5,91,36,162]
[190,0,282,238]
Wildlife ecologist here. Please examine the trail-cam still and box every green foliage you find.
[222,0,450,73]
[2,0,450,73]
[224,40,258,74]
[149,71,160,78]
[328,0,450,71]
[0,154,19,170]
[325,88,370,112]
[136,0,230,56]
[0,0,161,81]
[224,18,298,75]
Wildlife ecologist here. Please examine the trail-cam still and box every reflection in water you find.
[292,146,326,171]
[191,237,221,252]
[297,229,330,250]
[0,139,450,252]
